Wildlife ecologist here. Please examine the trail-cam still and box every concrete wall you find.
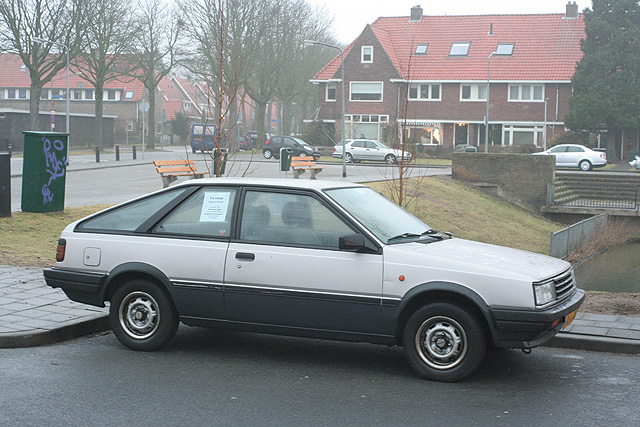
[452,152,555,209]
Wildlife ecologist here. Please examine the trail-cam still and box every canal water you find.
[573,241,640,293]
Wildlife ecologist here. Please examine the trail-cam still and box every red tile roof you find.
[315,13,585,82]
[0,53,146,98]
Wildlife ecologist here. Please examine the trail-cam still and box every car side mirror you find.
[339,234,365,251]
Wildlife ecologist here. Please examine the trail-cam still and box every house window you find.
[408,83,441,101]
[361,46,373,63]
[509,84,544,101]
[415,44,428,55]
[18,89,27,99]
[106,90,117,100]
[449,42,471,56]
[52,89,64,99]
[7,89,15,99]
[503,125,544,146]
[124,90,134,99]
[40,89,49,100]
[85,90,94,100]
[326,83,337,101]
[496,43,514,55]
[73,90,83,100]
[460,84,487,101]
[184,102,192,111]
[350,82,383,101]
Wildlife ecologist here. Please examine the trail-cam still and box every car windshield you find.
[377,142,391,149]
[325,186,437,244]
[293,137,310,146]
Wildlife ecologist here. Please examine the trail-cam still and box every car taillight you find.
[265,138,270,145]
[56,239,66,262]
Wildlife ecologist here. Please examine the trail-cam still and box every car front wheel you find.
[402,302,486,382]
[345,152,354,163]
[263,149,273,159]
[579,160,592,171]
[385,154,397,164]
[109,279,178,351]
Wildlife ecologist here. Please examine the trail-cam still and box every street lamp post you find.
[485,51,497,153]
[33,37,70,135]
[304,40,347,178]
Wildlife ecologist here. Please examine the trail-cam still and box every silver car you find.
[533,144,607,171]
[333,139,412,164]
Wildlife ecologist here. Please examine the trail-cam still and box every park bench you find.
[290,156,324,179]
[154,159,210,188]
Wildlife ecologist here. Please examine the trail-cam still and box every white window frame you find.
[502,125,544,146]
[361,46,373,63]
[508,84,544,102]
[325,82,337,102]
[350,81,383,102]
[408,83,441,101]
[496,43,514,56]
[124,90,134,99]
[415,44,428,55]
[460,84,487,101]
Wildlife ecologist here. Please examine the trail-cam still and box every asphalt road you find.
[1,326,638,426]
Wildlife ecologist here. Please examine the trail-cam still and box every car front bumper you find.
[490,288,586,349]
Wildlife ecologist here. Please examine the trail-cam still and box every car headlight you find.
[533,282,556,306]
[304,146,313,151]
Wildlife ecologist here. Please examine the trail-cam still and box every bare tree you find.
[73,0,139,147]
[133,0,181,149]
[0,0,90,130]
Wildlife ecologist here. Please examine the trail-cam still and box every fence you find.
[549,213,608,258]
[547,181,640,210]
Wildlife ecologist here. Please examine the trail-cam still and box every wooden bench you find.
[290,156,324,179]
[154,160,210,188]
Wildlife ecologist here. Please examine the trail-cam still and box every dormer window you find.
[449,42,470,56]
[415,44,428,55]
[361,46,373,63]
[20,64,26,71]
[496,43,514,55]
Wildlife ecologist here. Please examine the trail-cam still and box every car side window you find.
[240,191,354,248]
[352,141,364,148]
[154,188,237,237]
[283,138,296,147]
[365,141,378,149]
[567,146,584,152]
[77,188,188,232]
[549,146,567,153]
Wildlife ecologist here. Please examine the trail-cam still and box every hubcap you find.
[415,316,467,370]
[119,291,160,340]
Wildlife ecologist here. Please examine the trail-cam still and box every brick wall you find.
[452,152,555,209]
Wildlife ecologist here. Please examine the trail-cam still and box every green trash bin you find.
[21,131,68,212]
[280,147,293,172]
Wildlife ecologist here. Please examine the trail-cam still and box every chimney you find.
[410,5,423,22]
[565,1,579,19]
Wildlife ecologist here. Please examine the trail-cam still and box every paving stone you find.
[565,325,611,336]
[0,313,32,323]
[594,321,632,330]
[579,313,620,322]
[606,329,640,340]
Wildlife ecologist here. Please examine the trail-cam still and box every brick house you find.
[311,3,586,150]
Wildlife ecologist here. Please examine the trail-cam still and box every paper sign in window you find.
[200,191,231,222]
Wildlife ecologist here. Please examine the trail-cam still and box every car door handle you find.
[235,252,255,261]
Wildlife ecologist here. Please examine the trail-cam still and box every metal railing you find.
[549,213,608,258]
[547,181,640,210]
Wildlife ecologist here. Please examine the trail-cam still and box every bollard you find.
[132,145,137,160]
[115,145,120,161]
[0,153,10,217]
[95,146,100,163]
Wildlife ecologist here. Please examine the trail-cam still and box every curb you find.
[0,314,110,349]
[546,331,640,355]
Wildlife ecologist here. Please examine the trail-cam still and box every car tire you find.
[109,279,178,351]
[345,152,354,163]
[402,302,486,382]
[298,152,307,157]
[191,147,196,153]
[579,160,592,171]
[263,149,273,159]
[385,154,397,164]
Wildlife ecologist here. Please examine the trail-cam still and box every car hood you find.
[388,238,568,282]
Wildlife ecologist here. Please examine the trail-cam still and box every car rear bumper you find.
[490,288,585,349]
[44,267,107,307]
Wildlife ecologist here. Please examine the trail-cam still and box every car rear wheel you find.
[191,147,196,153]
[402,302,486,382]
[263,149,273,159]
[385,154,397,164]
[579,160,592,171]
[109,279,178,351]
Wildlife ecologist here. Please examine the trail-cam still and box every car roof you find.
[173,177,365,192]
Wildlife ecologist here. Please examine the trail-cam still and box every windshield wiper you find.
[387,229,446,243]
[387,232,422,243]
[420,229,445,240]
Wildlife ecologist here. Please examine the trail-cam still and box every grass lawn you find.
[0,177,562,267]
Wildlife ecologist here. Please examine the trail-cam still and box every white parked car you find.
[333,139,412,164]
[533,144,607,171]
[44,178,583,382]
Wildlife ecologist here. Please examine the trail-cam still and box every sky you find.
[307,0,585,44]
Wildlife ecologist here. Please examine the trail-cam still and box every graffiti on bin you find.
[42,137,66,205]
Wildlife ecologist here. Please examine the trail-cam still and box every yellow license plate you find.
[563,310,578,329]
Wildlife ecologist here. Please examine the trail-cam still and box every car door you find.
[349,140,367,161]
[224,188,384,334]
[365,140,383,161]
[548,146,569,166]
[565,146,585,167]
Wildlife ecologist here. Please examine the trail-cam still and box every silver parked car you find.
[333,139,412,164]
[533,144,607,171]
[44,178,583,382]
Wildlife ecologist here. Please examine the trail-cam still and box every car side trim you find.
[224,283,382,305]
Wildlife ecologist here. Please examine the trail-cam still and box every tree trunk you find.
[94,85,104,148]
[28,82,43,131]
[254,101,267,147]
[606,125,619,162]
[147,87,156,149]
